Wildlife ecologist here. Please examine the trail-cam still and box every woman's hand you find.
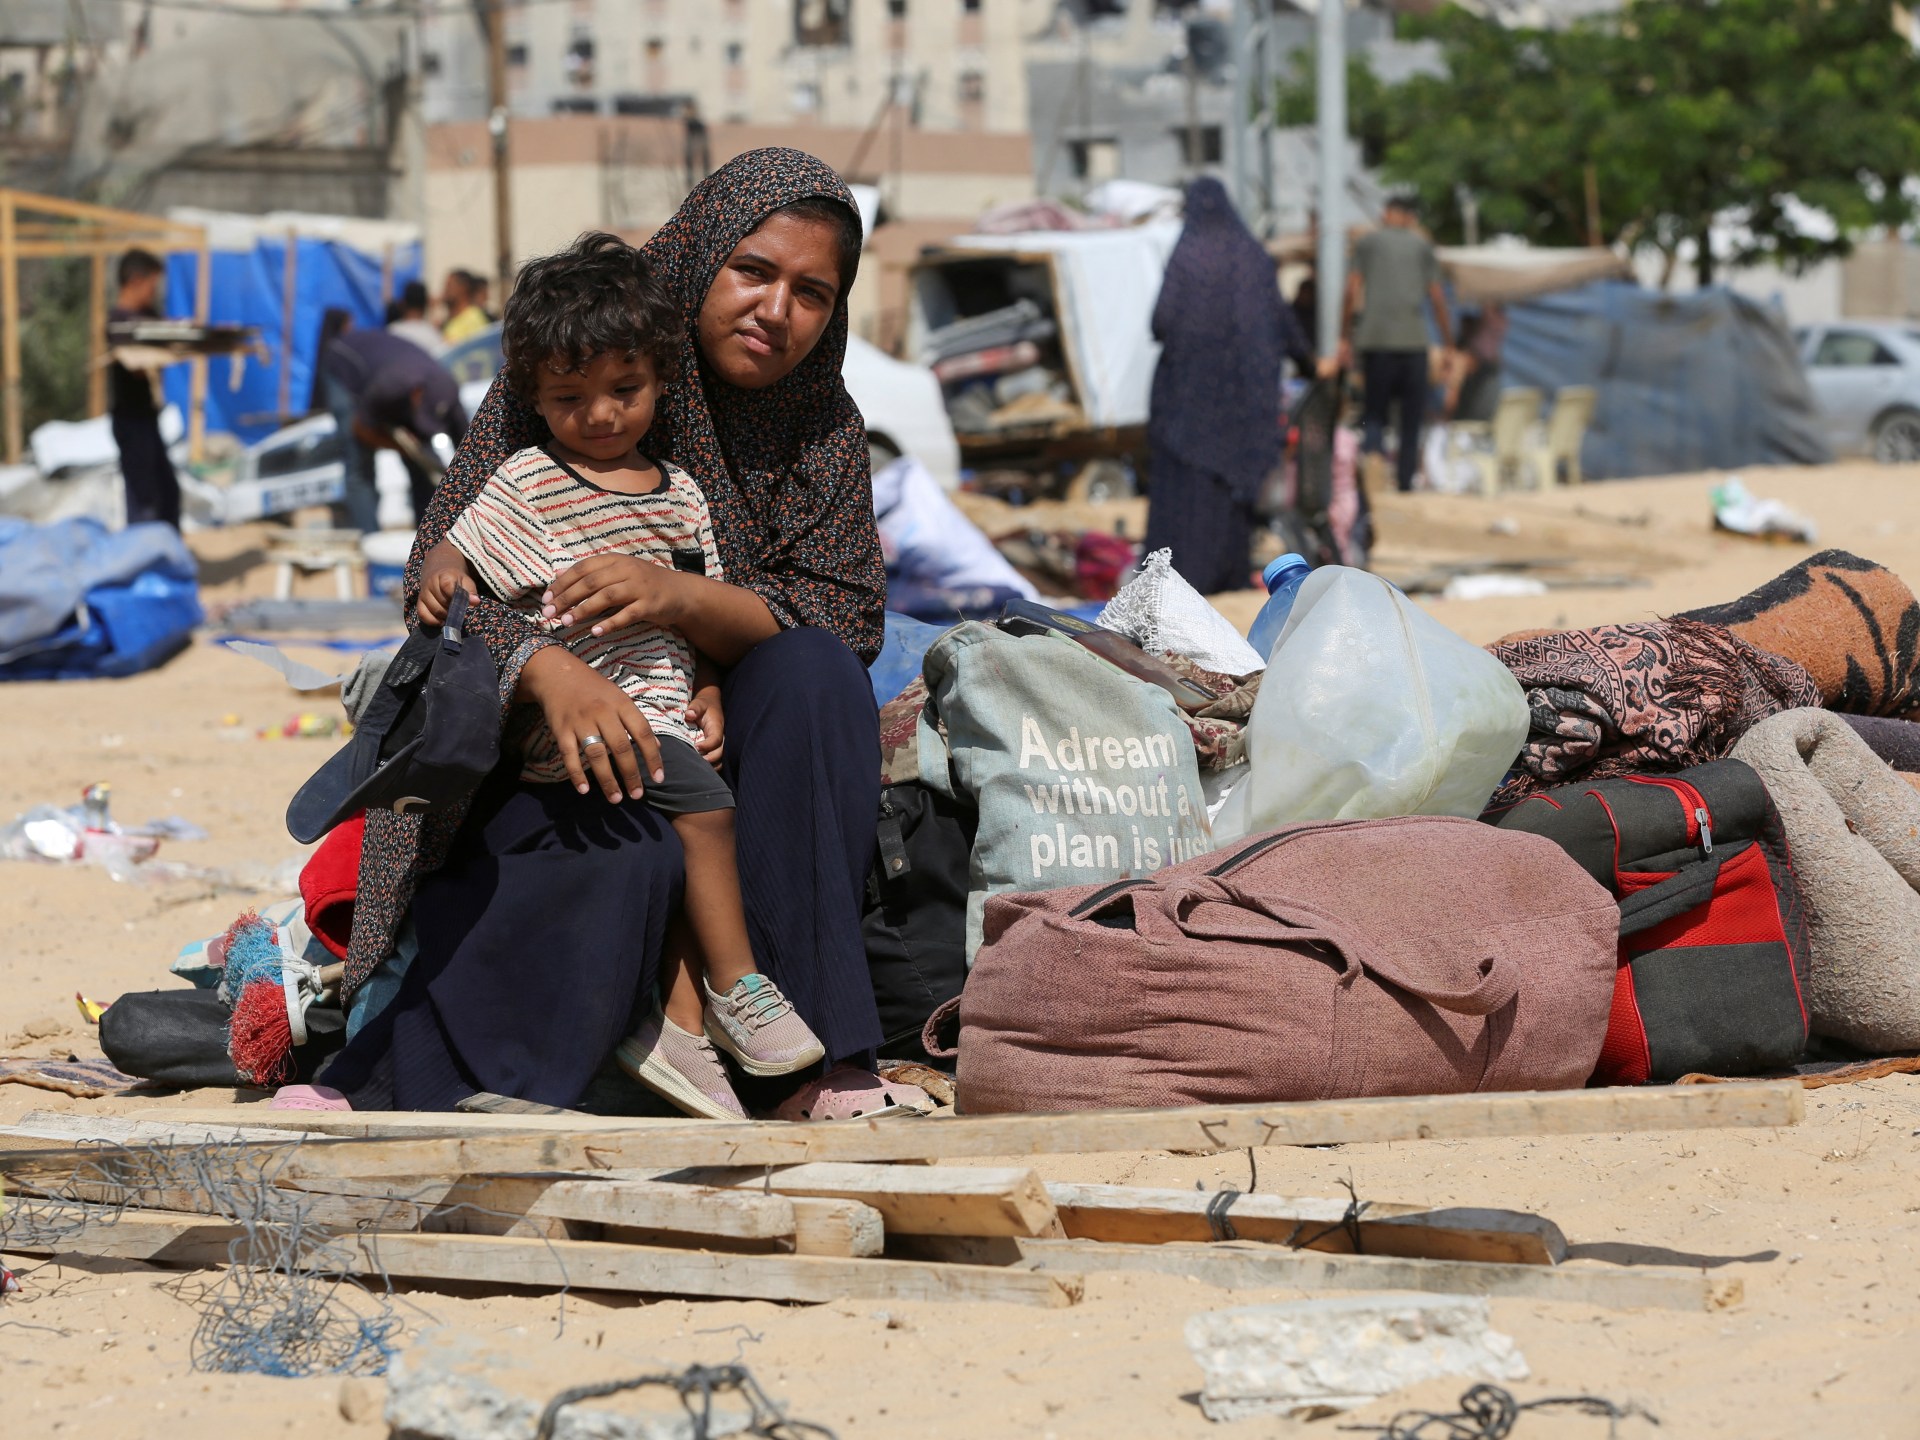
[687,686,725,769]
[516,647,666,802]
[543,554,686,637]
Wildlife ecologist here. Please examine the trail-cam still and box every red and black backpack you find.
[1489,758,1811,1084]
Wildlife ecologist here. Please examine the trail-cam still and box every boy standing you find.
[106,249,181,529]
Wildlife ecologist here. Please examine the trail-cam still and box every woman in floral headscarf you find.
[312,149,917,1120]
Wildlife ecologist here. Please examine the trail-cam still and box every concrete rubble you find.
[383,1329,756,1440]
[1185,1291,1530,1421]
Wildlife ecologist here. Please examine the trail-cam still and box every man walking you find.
[106,250,181,529]
[1339,196,1453,493]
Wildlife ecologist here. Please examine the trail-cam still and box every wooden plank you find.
[13,1111,311,1146]
[908,1237,1742,1313]
[187,239,211,463]
[7,1212,1081,1308]
[91,1084,1804,1180]
[1046,1184,1566,1265]
[131,1108,689,1138]
[86,251,106,417]
[656,1162,1060,1238]
[6,1173,432,1231]
[3,188,205,231]
[284,1172,797,1243]
[789,1198,885,1258]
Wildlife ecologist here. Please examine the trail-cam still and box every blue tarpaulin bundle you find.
[0,518,202,680]
[1501,281,1832,481]
[162,226,424,446]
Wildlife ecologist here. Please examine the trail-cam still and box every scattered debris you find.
[1185,1293,1529,1421]
[0,782,204,875]
[1338,1382,1659,1440]
[1440,574,1552,602]
[1712,476,1818,544]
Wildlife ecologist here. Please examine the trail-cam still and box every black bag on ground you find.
[863,781,974,1065]
[99,988,345,1090]
[1488,759,1810,1084]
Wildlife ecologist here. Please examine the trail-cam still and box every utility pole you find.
[485,0,513,304]
[1315,0,1346,363]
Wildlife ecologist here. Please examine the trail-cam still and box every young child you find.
[417,233,823,1121]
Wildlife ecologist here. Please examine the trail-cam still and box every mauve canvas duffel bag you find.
[948,816,1620,1113]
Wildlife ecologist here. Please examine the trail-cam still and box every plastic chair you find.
[1458,387,1542,497]
[1532,386,1597,487]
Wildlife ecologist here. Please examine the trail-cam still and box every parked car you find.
[1795,321,1920,463]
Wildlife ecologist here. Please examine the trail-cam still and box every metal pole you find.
[0,193,19,464]
[1315,0,1346,360]
[486,0,513,304]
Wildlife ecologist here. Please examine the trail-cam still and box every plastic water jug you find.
[1212,566,1530,841]
[1246,553,1313,662]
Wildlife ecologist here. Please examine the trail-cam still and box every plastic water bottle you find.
[1246,553,1313,662]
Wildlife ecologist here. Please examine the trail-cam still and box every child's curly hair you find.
[501,232,683,401]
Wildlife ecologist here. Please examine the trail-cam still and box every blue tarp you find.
[1500,281,1831,481]
[162,235,424,445]
[0,517,202,680]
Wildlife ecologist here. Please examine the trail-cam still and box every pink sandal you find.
[768,1064,933,1122]
[269,1084,351,1112]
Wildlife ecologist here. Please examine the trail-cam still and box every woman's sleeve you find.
[749,392,887,666]
[404,373,555,709]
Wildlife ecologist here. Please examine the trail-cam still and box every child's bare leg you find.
[658,914,707,1034]
[669,808,758,994]
[670,805,824,1077]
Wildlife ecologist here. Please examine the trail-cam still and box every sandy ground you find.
[5,464,1920,1439]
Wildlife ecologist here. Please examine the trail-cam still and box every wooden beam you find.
[907,1237,1743,1313]
[188,239,211,462]
[788,1198,885,1258]
[89,1084,1804,1181]
[656,1162,1060,1238]
[284,1172,799,1243]
[0,188,203,232]
[1045,1184,1565,1266]
[2,191,20,465]
[10,238,209,260]
[9,1212,1082,1308]
[86,251,106,417]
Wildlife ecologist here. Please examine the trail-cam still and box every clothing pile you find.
[880,547,1920,1113]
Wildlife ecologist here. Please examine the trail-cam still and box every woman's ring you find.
[579,733,605,750]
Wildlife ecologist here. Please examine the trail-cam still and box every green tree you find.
[1278,0,1920,287]
[19,258,91,436]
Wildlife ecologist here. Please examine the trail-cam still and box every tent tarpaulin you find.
[1500,281,1831,481]
[161,211,423,445]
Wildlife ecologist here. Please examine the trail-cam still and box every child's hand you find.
[688,689,725,769]
[417,551,477,627]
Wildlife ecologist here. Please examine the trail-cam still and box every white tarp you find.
[932,222,1182,430]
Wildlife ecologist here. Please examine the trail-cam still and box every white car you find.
[1796,321,1920,463]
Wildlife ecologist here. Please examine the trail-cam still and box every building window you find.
[725,41,744,66]
[791,80,822,114]
[505,42,529,68]
[963,0,981,9]
[795,0,851,47]
[1172,125,1223,166]
[958,70,985,103]
[887,0,906,15]
[1068,138,1120,181]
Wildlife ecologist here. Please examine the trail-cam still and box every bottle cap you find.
[1262,553,1310,591]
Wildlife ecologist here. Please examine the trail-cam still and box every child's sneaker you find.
[703,974,826,1077]
[616,1008,746,1121]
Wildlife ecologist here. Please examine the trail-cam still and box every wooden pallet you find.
[0,1083,1799,1313]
